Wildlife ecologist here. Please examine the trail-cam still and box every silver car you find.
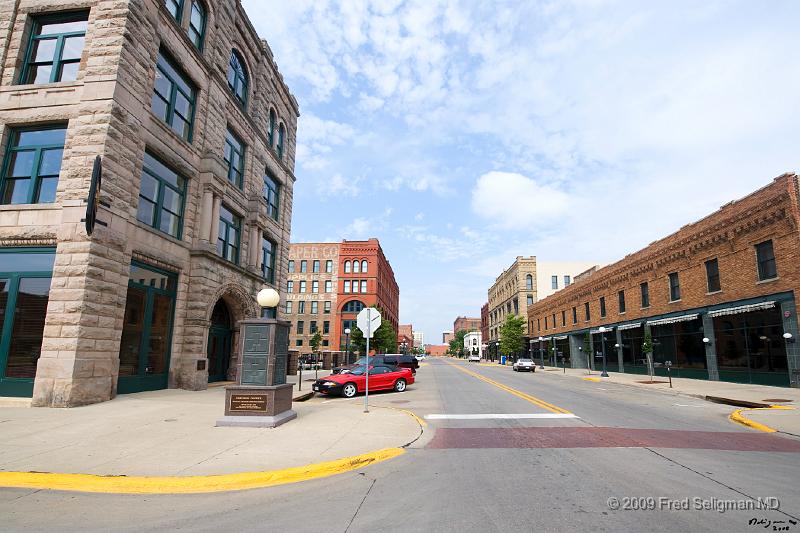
[513,358,536,372]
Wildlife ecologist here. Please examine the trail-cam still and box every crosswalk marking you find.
[424,413,580,420]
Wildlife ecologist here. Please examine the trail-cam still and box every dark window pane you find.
[174,92,190,117]
[5,277,51,378]
[159,211,179,236]
[150,94,168,120]
[137,198,156,225]
[139,172,158,201]
[0,279,7,347]
[36,177,57,203]
[146,293,172,374]
[39,148,64,176]
[119,286,145,376]
[153,69,171,98]
[3,178,30,204]
[17,128,66,147]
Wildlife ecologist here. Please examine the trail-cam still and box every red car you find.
[312,365,415,398]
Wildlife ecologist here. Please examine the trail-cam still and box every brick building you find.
[398,324,413,352]
[528,174,800,388]
[0,0,298,405]
[480,302,489,354]
[454,316,481,334]
[442,331,453,344]
[280,238,399,356]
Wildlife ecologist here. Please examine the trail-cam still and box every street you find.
[2,358,799,533]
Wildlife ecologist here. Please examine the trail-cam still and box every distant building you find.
[536,261,599,301]
[481,303,489,347]
[426,344,449,356]
[454,316,481,333]
[442,331,454,344]
[281,239,399,356]
[464,331,483,357]
[398,324,414,353]
[413,331,424,348]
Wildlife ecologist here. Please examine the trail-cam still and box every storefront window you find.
[714,307,788,384]
[651,319,706,373]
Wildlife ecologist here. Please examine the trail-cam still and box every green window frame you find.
[262,237,276,284]
[217,205,240,264]
[188,1,206,50]
[227,51,248,108]
[152,50,196,141]
[19,11,88,85]
[165,0,183,20]
[1,125,66,205]
[136,151,186,238]
[277,124,285,160]
[268,109,276,147]
[224,128,245,188]
[0,247,55,397]
[263,171,280,219]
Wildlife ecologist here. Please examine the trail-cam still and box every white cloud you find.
[470,172,570,229]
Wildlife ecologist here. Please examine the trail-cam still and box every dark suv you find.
[332,354,419,375]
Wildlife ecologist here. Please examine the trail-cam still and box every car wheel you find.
[342,383,357,398]
[394,379,407,392]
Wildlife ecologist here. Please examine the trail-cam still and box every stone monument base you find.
[216,383,295,428]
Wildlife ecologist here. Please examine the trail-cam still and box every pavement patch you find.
[425,413,579,420]
[426,427,800,452]
[0,448,405,495]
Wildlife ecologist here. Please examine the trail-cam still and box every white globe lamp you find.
[256,287,280,308]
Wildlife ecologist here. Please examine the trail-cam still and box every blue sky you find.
[243,0,800,344]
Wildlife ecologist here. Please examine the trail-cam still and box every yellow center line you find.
[445,361,572,415]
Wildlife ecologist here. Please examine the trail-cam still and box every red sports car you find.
[312,365,415,398]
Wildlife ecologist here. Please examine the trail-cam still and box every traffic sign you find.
[357,308,381,338]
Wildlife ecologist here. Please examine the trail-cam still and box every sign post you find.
[357,307,381,414]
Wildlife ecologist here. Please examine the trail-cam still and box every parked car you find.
[382,354,419,374]
[468,354,481,362]
[513,358,536,372]
[332,355,393,375]
[415,354,426,361]
[312,365,415,397]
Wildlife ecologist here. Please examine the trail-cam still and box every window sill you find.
[706,290,722,296]
[0,203,61,211]
[756,277,779,285]
[669,299,682,304]
[618,311,626,315]
[134,219,187,248]
[641,305,651,310]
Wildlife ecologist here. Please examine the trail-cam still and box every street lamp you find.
[344,328,351,365]
[598,326,609,377]
[538,336,544,369]
[529,339,534,362]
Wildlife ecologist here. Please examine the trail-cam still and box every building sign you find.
[83,155,107,236]
[229,394,268,412]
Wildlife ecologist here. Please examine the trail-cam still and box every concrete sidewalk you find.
[467,358,800,435]
[0,385,420,478]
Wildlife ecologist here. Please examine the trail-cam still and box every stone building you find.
[528,174,800,388]
[0,0,298,405]
[487,256,537,356]
[280,238,400,356]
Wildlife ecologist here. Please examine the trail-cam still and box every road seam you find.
[0,448,405,494]
[728,405,794,433]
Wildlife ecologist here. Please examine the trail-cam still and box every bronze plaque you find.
[229,394,268,412]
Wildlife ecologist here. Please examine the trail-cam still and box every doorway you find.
[207,300,233,382]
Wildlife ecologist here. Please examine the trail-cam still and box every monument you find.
[216,288,296,428]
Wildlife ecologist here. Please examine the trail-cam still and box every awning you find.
[617,322,642,331]
[590,328,613,335]
[554,335,568,341]
[709,301,776,318]
[533,337,552,342]
[647,313,699,326]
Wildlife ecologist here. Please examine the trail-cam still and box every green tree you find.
[349,326,366,355]
[351,306,397,354]
[448,329,467,357]
[500,315,525,360]
[310,330,323,354]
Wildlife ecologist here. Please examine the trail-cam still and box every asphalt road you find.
[2,358,799,533]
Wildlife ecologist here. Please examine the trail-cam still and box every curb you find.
[0,447,405,495]
[706,395,771,409]
[728,405,794,433]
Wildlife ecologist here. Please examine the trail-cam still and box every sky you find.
[243,0,800,344]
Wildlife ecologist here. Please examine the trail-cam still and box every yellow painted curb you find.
[728,405,794,433]
[0,447,405,495]
[583,377,601,382]
[374,404,427,427]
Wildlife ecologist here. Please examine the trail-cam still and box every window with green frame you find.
[277,124,285,160]
[136,151,186,238]
[152,50,196,141]
[1,125,66,205]
[227,51,248,108]
[187,1,206,49]
[262,237,276,283]
[165,0,183,20]
[224,128,245,188]
[20,11,88,85]
[268,109,276,147]
[217,205,240,263]
[263,171,279,219]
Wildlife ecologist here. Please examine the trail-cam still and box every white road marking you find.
[424,413,580,420]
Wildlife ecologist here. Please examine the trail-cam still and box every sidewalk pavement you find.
[468,358,800,436]
[0,385,421,478]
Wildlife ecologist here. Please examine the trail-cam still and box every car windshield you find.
[348,365,369,376]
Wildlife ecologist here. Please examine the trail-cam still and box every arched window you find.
[188,1,206,50]
[227,50,248,107]
[353,260,360,273]
[277,124,285,159]
[344,261,350,273]
[361,260,368,273]
[268,109,276,147]
[342,300,365,313]
[526,274,533,290]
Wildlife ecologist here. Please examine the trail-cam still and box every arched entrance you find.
[207,300,233,382]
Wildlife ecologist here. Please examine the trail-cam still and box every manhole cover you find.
[636,380,669,384]
[763,398,793,403]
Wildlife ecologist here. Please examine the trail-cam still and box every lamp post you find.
[529,339,534,362]
[344,328,351,365]
[598,326,609,377]
[538,336,544,369]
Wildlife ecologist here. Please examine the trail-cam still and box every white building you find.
[413,331,424,348]
[464,331,483,357]
[536,262,600,301]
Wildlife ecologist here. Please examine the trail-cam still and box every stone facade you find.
[0,0,298,405]
[487,256,537,346]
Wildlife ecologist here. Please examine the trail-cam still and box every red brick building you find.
[527,174,800,388]
[481,303,489,343]
[454,316,481,333]
[281,239,399,356]
[337,239,400,352]
[426,344,449,356]
[398,324,414,353]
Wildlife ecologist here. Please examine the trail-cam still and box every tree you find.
[499,315,525,361]
[448,329,467,357]
[350,306,397,354]
[349,326,366,355]
[310,330,323,354]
